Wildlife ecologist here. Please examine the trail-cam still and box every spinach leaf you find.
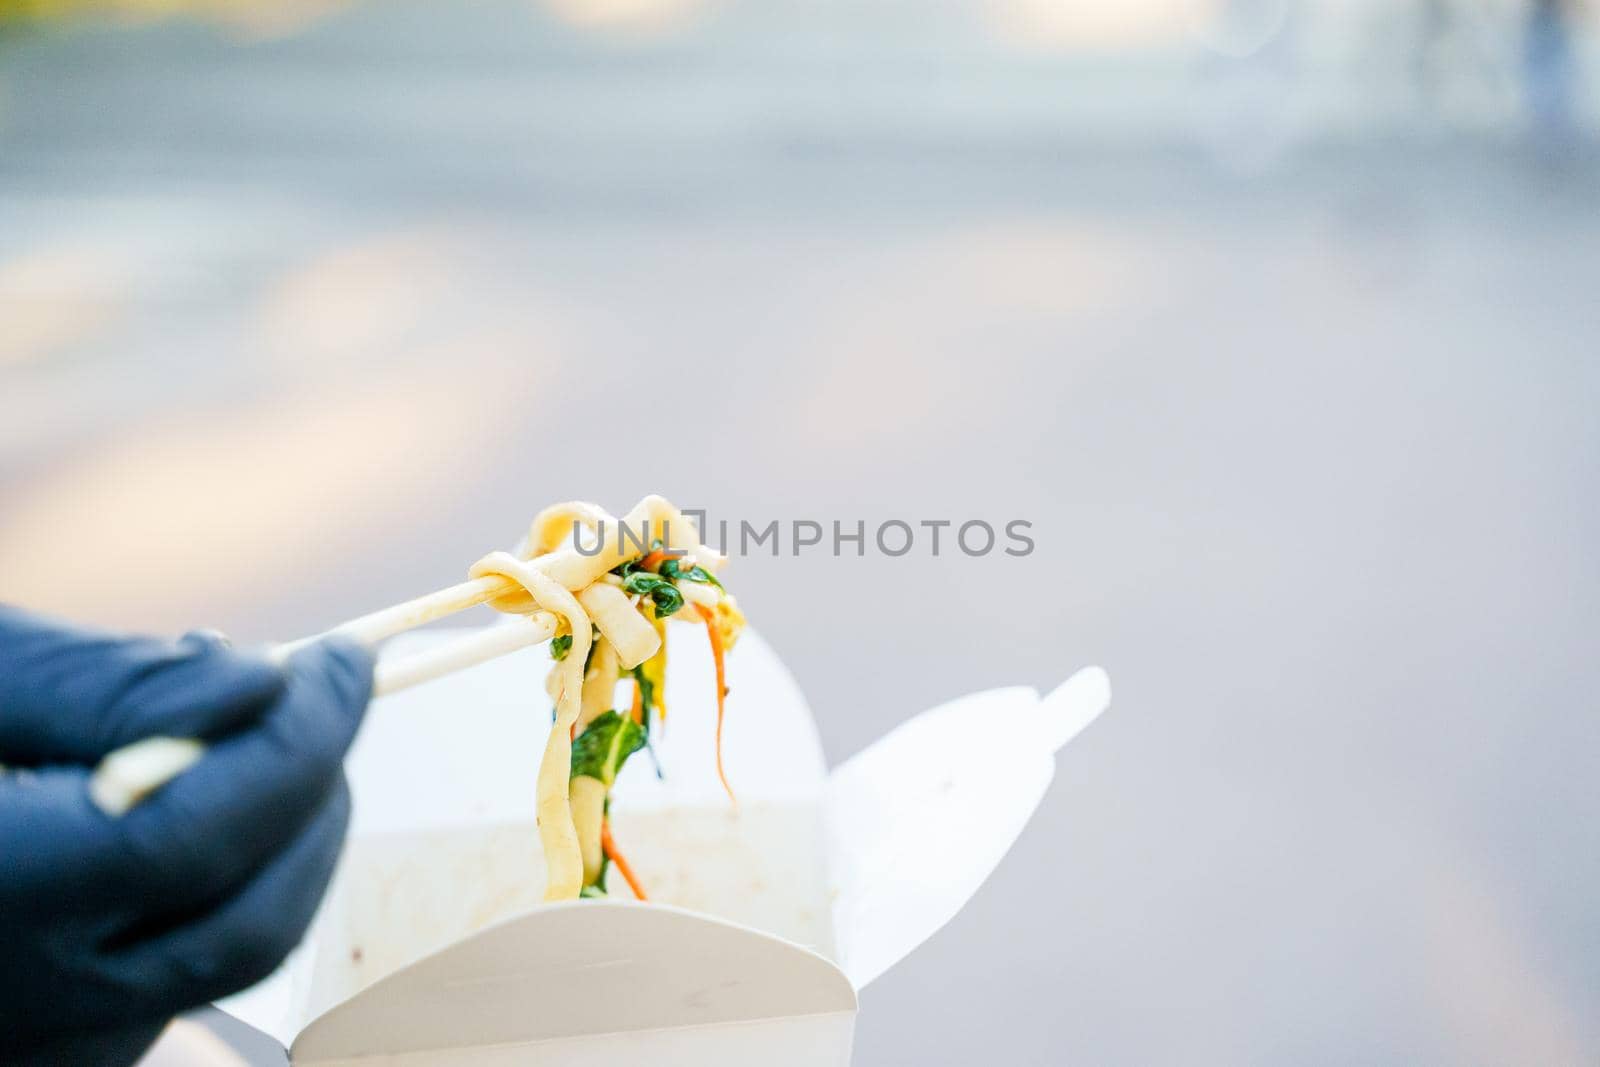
[630,665,666,778]
[651,583,684,617]
[621,572,684,617]
[570,711,647,786]
[630,664,657,728]
[551,626,601,666]
[678,564,723,590]
[620,571,657,596]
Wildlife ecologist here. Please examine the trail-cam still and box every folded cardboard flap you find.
[827,668,1112,988]
[292,902,856,1064]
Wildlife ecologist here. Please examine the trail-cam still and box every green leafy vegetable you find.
[635,552,718,589]
[678,564,723,590]
[630,664,656,728]
[620,572,656,595]
[621,572,684,617]
[551,626,601,666]
[571,711,647,786]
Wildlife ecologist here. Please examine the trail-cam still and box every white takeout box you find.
[222,626,1110,1064]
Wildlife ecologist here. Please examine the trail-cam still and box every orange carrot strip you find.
[601,819,647,901]
[697,604,735,806]
[630,677,644,725]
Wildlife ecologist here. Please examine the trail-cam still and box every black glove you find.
[0,605,374,1066]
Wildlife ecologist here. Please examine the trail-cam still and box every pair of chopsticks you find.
[88,573,560,816]
[280,574,558,694]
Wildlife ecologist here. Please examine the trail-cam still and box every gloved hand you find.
[0,605,374,1066]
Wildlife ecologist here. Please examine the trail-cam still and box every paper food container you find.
[221,625,1111,1065]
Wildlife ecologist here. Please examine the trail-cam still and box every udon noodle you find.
[468,496,744,901]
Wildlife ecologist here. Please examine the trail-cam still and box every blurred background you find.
[3,0,1598,1063]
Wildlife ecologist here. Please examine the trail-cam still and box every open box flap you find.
[826,667,1111,988]
[291,901,856,1063]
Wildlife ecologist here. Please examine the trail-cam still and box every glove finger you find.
[0,769,320,1041]
[102,778,351,1016]
[0,764,127,912]
[112,638,372,912]
[0,606,285,765]
[99,639,285,751]
[10,1018,167,1067]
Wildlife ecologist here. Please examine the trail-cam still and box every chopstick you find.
[272,575,514,659]
[88,493,703,815]
[371,613,556,696]
[89,585,560,816]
